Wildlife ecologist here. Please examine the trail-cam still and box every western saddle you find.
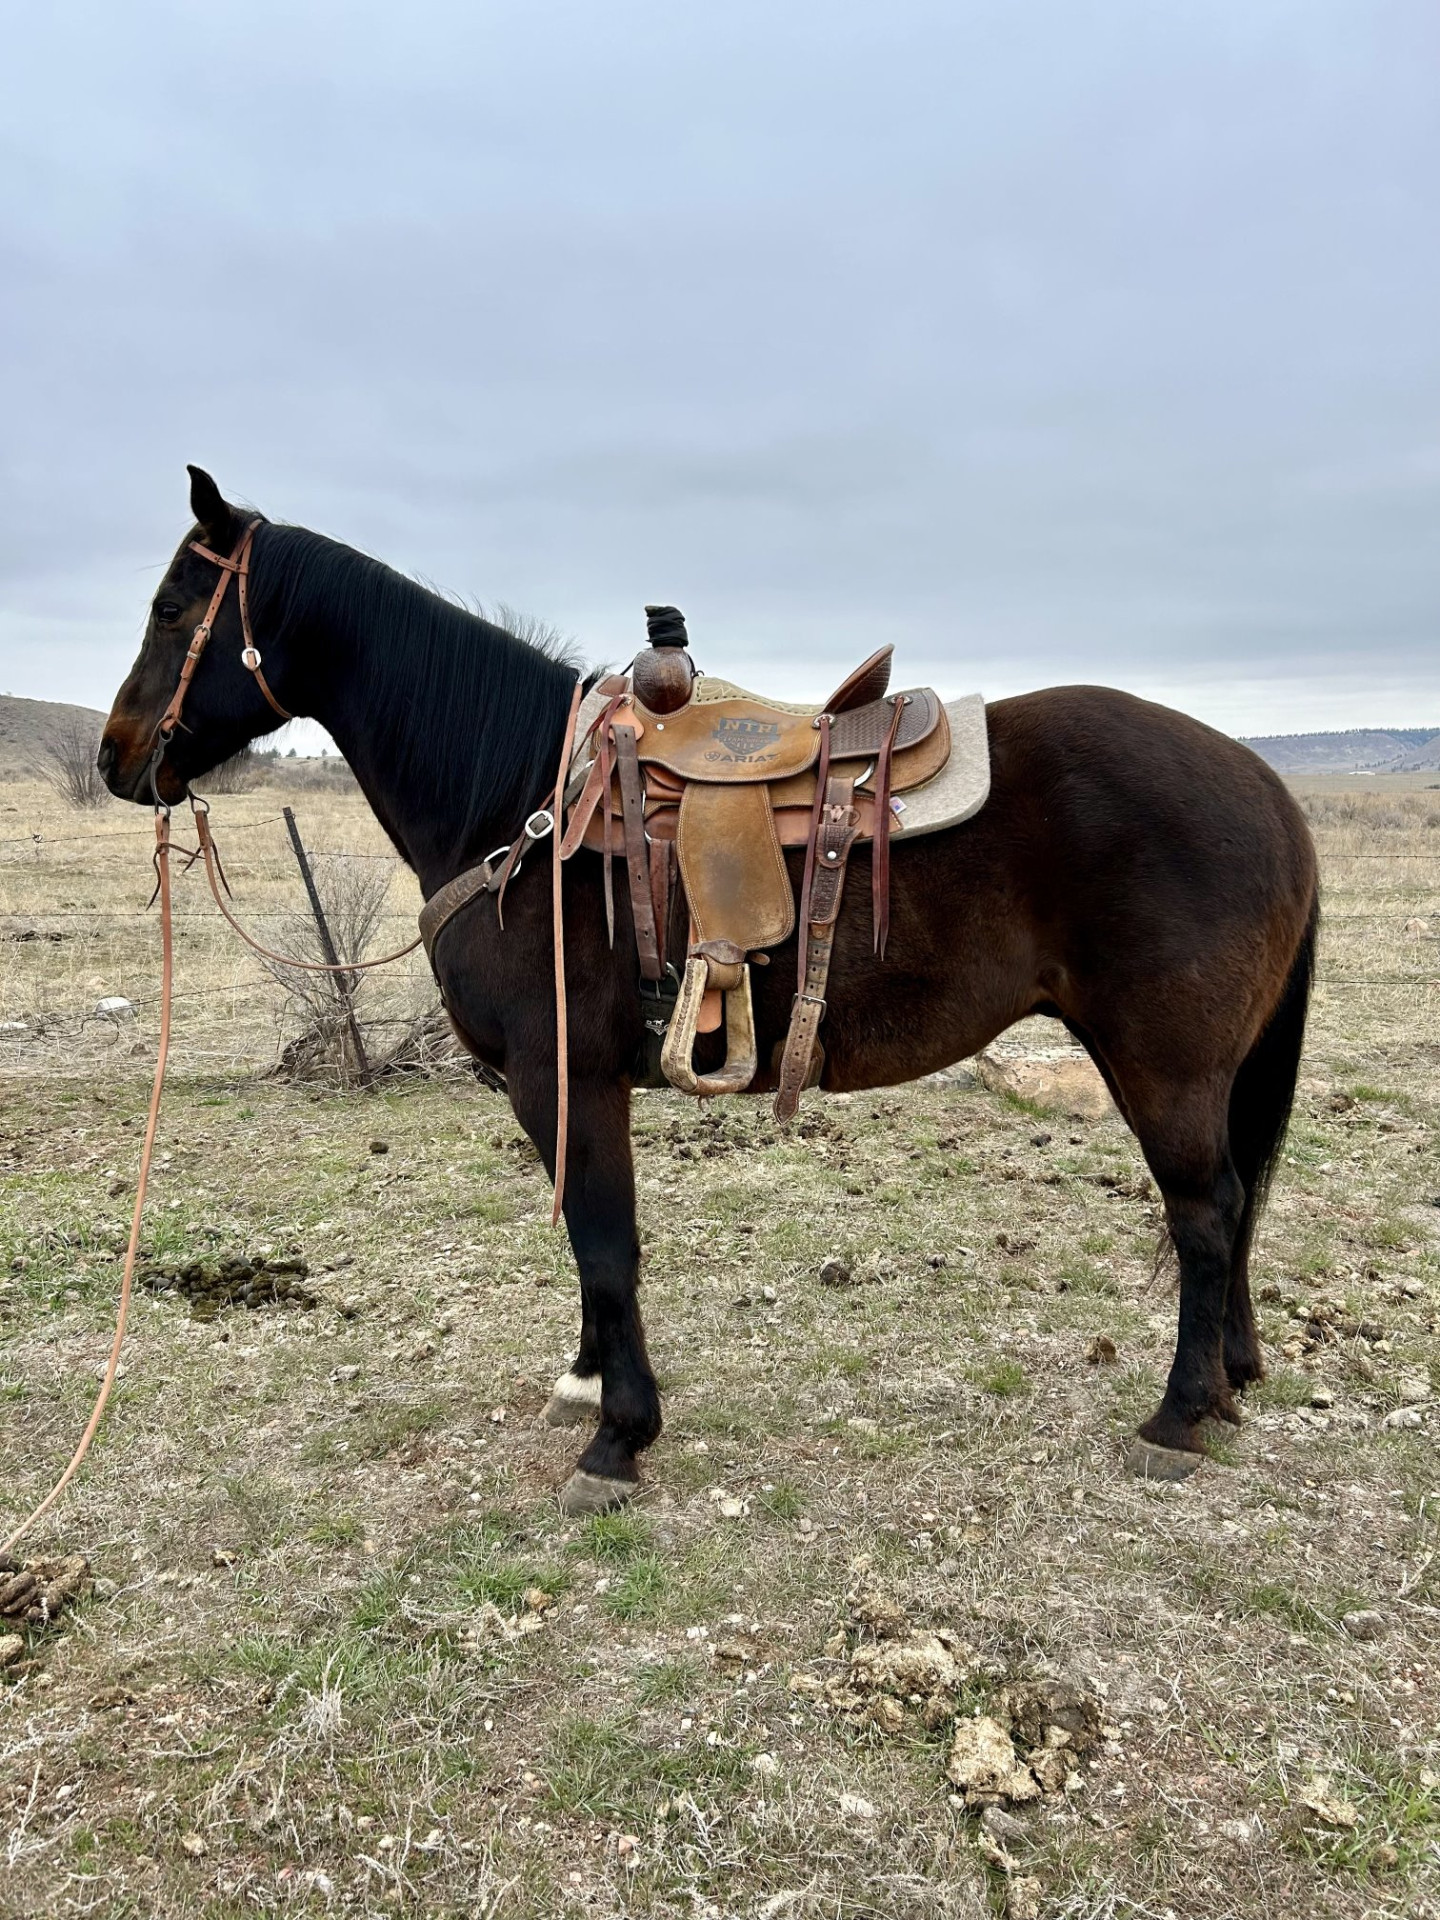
[420,607,949,1122]
[556,607,949,1119]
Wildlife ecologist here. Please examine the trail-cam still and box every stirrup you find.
[661,952,758,1097]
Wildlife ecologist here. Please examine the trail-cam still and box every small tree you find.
[40,710,109,809]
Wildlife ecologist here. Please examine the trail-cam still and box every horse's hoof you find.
[558,1470,635,1516]
[543,1372,602,1428]
[1125,1437,1204,1483]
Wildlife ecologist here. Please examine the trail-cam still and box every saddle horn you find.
[633,604,696,714]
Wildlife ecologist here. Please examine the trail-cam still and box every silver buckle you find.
[523,809,556,841]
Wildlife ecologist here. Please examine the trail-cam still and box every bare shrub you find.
[262,854,398,1085]
[39,710,109,810]
[370,1004,505,1087]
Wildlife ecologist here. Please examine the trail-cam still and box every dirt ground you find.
[1,775,1438,1920]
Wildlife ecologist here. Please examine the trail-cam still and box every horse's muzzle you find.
[97,724,167,805]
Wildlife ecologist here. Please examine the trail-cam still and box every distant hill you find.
[0,692,356,792]
[0,693,107,776]
[5,691,1437,785]
[1238,727,1440,774]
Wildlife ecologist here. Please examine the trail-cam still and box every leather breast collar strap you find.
[156,519,292,744]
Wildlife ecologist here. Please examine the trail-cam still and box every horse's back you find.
[980,684,1316,904]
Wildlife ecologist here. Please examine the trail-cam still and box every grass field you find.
[1,774,1439,1919]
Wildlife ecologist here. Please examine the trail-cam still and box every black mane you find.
[248,521,584,864]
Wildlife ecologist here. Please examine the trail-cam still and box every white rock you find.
[1341,1609,1388,1641]
[837,1792,877,1820]
[1383,1406,1423,1430]
[1300,1777,1358,1829]
[93,996,136,1019]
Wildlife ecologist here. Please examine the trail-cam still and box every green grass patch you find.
[306,1510,365,1547]
[633,1656,703,1706]
[755,1481,805,1522]
[979,1359,1029,1398]
[350,1396,449,1459]
[217,1472,303,1551]
[603,1553,669,1621]
[1253,1369,1316,1411]
[579,1509,654,1563]
[1244,1580,1333,1636]
[543,1713,751,1825]
[1284,1750,1440,1883]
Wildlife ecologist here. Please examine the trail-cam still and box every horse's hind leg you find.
[1109,1068,1248,1453]
[1219,917,1316,1393]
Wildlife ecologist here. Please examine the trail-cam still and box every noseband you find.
[154,520,292,755]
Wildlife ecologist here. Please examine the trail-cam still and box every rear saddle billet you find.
[557,606,953,1119]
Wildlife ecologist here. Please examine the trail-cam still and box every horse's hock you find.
[975,1044,1116,1122]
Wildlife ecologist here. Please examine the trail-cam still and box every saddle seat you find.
[561,617,955,1115]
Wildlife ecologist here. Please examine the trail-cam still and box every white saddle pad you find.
[893,692,990,837]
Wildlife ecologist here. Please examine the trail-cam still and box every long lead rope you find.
[5,689,588,1549]
[1,811,175,1557]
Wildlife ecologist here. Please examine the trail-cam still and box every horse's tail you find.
[1228,887,1319,1264]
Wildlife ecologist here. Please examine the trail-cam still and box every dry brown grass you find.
[0,776,1437,1919]
[0,780,431,1081]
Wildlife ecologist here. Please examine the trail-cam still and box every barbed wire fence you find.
[1,800,1437,1080]
[0,802,449,1083]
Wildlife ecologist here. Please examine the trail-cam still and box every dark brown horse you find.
[101,469,1319,1513]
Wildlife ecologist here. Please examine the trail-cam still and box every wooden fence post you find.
[281,805,371,1085]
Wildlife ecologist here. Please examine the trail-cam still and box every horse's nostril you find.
[96,737,117,778]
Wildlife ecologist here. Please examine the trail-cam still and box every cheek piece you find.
[148,520,291,798]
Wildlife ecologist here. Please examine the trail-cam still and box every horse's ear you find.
[186,465,235,547]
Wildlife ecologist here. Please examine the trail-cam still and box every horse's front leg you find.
[511,1071,661,1513]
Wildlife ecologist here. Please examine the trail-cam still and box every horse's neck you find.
[302,615,567,893]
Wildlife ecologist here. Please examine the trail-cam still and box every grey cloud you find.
[2,0,1438,733]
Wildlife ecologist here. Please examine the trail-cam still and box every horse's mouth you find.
[97,728,184,806]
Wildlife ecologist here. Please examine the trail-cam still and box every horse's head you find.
[100,467,296,805]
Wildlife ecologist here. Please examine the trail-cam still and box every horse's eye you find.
[154,601,182,626]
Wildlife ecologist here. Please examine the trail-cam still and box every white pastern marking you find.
[552,1370,603,1406]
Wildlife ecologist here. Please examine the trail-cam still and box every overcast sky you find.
[3,0,1437,740]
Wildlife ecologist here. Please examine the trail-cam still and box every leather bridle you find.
[153,519,291,767]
